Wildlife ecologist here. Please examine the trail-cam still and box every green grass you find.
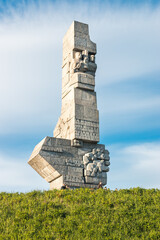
[0,188,160,239]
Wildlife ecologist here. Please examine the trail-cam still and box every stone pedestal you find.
[28,137,110,189]
[28,21,110,189]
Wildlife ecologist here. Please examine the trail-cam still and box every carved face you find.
[90,55,95,63]
[75,52,82,60]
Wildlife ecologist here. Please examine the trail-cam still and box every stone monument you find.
[28,21,110,189]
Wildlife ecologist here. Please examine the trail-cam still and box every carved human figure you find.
[83,152,93,168]
[88,54,97,75]
[97,160,104,172]
[71,51,83,73]
[83,50,89,70]
[90,54,95,63]
[86,160,98,176]
[97,160,109,172]
[70,50,97,76]
[83,147,110,178]
[91,148,98,160]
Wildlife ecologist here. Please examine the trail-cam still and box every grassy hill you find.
[0,188,160,239]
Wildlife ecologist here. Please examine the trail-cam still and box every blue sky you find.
[0,0,160,192]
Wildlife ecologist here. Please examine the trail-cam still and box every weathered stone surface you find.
[28,21,110,190]
[83,147,110,185]
[54,20,99,143]
[28,136,110,189]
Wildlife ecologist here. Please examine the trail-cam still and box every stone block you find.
[85,176,106,185]
[74,82,95,91]
[74,88,97,107]
[50,176,63,190]
[70,72,95,86]
[68,166,83,176]
[85,176,99,184]
[45,170,61,183]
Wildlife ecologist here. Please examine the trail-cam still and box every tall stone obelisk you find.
[28,21,110,189]
[54,21,99,143]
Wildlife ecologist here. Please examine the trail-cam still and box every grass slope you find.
[0,188,160,240]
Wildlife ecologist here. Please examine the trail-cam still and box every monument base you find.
[28,137,110,190]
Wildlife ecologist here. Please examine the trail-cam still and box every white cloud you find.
[94,6,160,84]
[0,153,48,192]
[98,89,160,136]
[108,142,160,189]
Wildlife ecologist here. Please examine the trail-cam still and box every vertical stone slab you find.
[54,21,99,143]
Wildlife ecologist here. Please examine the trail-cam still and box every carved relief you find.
[71,50,97,76]
[83,148,110,181]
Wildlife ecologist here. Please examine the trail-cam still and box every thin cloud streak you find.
[100,95,160,114]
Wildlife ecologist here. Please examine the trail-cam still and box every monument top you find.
[63,21,96,58]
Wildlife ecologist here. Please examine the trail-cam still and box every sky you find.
[0,0,160,192]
